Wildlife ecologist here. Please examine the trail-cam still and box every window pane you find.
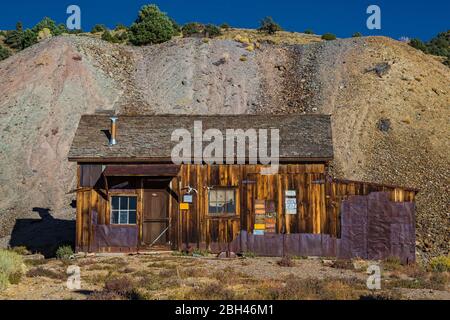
[226,190,235,213]
[119,210,128,224]
[111,210,119,224]
[226,198,235,214]
[129,197,137,210]
[217,190,226,203]
[216,190,226,214]
[208,189,237,215]
[111,197,120,210]
[120,197,128,210]
[208,190,217,215]
[128,210,136,224]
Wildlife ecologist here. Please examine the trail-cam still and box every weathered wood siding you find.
[75,163,416,253]
[175,164,326,251]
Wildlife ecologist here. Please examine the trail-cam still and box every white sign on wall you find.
[285,190,297,214]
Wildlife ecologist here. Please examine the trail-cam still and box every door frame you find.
[141,188,170,248]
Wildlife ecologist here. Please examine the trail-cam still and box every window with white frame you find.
[111,196,137,224]
[208,189,236,215]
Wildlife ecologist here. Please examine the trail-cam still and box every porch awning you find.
[103,164,180,177]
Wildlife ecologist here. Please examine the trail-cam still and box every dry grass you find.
[266,277,366,300]
[331,259,355,270]
[277,256,294,267]
[26,267,65,280]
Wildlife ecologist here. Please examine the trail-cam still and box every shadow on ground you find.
[9,207,75,258]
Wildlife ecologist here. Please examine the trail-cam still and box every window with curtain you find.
[208,189,236,215]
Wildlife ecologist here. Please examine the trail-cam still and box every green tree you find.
[258,16,282,35]
[0,45,11,61]
[409,31,449,66]
[321,33,337,41]
[304,29,314,35]
[352,32,363,37]
[129,4,175,46]
[409,38,427,51]
[32,17,60,36]
[5,28,37,50]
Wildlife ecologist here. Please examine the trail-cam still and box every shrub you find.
[57,23,69,34]
[220,23,230,30]
[10,246,29,255]
[91,24,107,33]
[204,24,222,38]
[182,22,221,38]
[37,28,52,41]
[0,249,25,290]
[129,4,176,46]
[0,45,11,61]
[191,282,235,300]
[304,29,314,35]
[331,259,355,270]
[88,291,123,300]
[429,255,450,272]
[242,251,256,258]
[382,256,402,271]
[277,256,294,267]
[56,245,73,260]
[115,23,128,31]
[321,33,337,41]
[105,276,135,296]
[182,22,204,37]
[101,30,119,43]
[352,32,363,37]
[258,16,282,35]
[192,248,209,256]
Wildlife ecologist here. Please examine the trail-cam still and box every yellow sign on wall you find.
[180,203,189,210]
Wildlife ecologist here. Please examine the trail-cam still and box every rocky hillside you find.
[0,33,448,260]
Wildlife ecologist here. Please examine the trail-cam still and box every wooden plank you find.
[104,164,180,176]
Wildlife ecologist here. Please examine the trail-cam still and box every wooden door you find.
[143,190,169,246]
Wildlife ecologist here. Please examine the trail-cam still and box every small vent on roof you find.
[109,116,118,146]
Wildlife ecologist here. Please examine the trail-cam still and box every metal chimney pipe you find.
[109,116,118,146]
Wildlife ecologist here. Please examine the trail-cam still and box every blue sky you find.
[0,1,448,41]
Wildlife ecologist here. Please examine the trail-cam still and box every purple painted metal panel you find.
[90,210,138,250]
[232,192,415,262]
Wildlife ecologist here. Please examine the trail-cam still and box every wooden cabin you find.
[68,114,417,262]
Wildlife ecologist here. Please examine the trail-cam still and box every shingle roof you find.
[68,114,333,162]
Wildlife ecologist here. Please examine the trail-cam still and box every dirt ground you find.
[0,253,448,300]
